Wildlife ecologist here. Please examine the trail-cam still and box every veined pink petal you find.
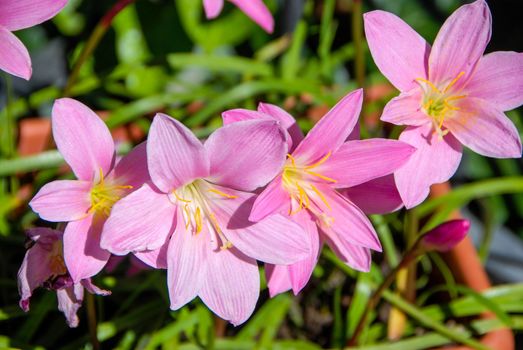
[395,124,463,209]
[324,234,371,272]
[312,185,381,251]
[258,102,304,148]
[464,51,523,111]
[445,98,522,158]
[100,183,177,255]
[205,120,287,192]
[0,26,31,80]
[381,88,429,126]
[199,247,259,326]
[265,264,292,298]
[29,180,92,222]
[249,176,290,222]
[429,0,491,87]
[63,214,110,283]
[17,241,54,311]
[344,175,403,215]
[287,211,320,295]
[109,142,149,189]
[0,0,68,31]
[203,0,224,19]
[293,89,363,163]
[209,186,309,265]
[52,98,115,181]
[148,114,210,193]
[134,247,168,269]
[317,139,415,188]
[364,10,430,91]
[229,0,274,33]
[168,210,208,310]
[56,284,84,328]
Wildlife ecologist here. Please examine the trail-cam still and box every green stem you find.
[63,0,136,96]
[352,0,365,88]
[86,293,100,350]
[348,242,422,346]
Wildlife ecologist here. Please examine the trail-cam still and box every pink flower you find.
[203,0,274,33]
[100,114,310,325]
[29,98,149,283]
[0,0,68,80]
[421,219,470,252]
[364,0,523,208]
[17,227,110,327]
[222,89,415,296]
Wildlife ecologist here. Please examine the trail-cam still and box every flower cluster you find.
[17,0,523,327]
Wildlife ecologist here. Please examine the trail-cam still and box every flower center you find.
[171,180,238,250]
[416,72,467,138]
[90,169,133,217]
[281,152,335,216]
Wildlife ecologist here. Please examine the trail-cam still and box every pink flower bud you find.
[422,219,470,252]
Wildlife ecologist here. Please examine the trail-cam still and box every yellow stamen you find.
[207,188,237,199]
[415,78,441,94]
[304,151,332,169]
[304,170,337,183]
[90,168,133,216]
[443,71,465,93]
[195,207,202,234]
[287,153,297,167]
[310,184,331,210]
[173,191,191,203]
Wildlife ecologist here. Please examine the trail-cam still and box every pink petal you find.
[100,183,177,255]
[52,98,115,181]
[395,124,463,209]
[0,0,68,31]
[63,214,111,283]
[229,0,274,33]
[344,175,403,215]
[287,211,320,295]
[265,264,292,297]
[205,120,287,192]
[109,142,149,189]
[17,241,54,311]
[148,114,209,193]
[0,26,31,80]
[312,185,381,251]
[56,284,84,328]
[464,51,523,111]
[317,139,415,188]
[381,88,429,126]
[81,279,111,296]
[167,210,208,310]
[422,219,470,252]
[258,102,304,148]
[222,106,302,151]
[364,10,430,91]
[199,247,259,326]
[203,0,224,19]
[133,246,168,269]
[292,89,363,163]
[445,98,522,158]
[324,234,371,272]
[29,180,92,222]
[249,176,290,222]
[208,185,310,265]
[429,0,491,87]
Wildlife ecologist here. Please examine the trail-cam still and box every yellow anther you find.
[287,153,297,167]
[220,241,233,250]
[90,169,133,217]
[416,77,441,94]
[443,71,465,93]
[207,188,237,199]
[305,151,332,169]
[173,191,191,203]
[183,204,191,229]
[310,184,331,210]
[195,207,202,234]
[304,170,337,183]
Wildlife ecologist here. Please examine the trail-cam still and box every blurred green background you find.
[1,0,523,349]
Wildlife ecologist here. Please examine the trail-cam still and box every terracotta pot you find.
[431,183,514,350]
